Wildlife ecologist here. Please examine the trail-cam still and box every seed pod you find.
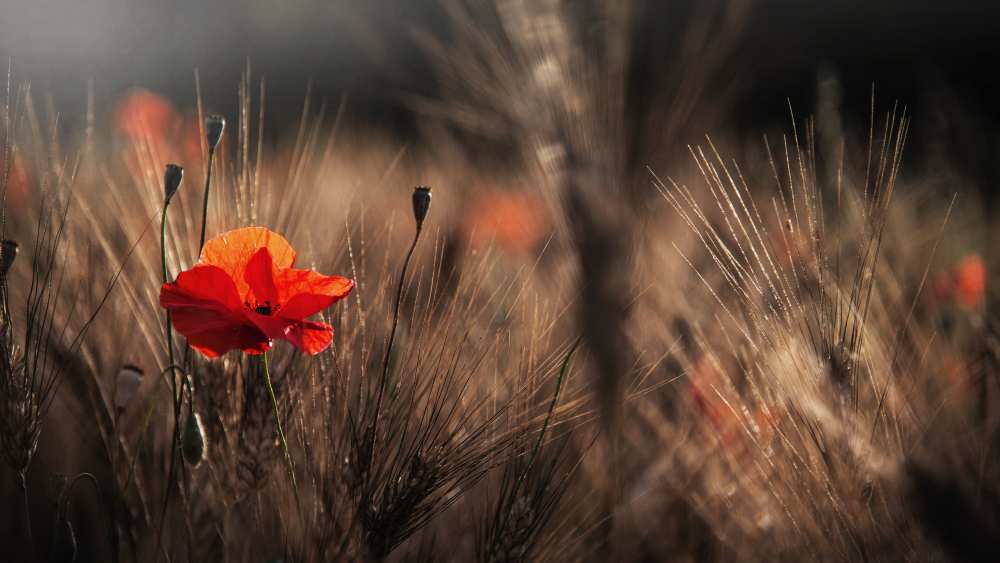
[164,164,184,203]
[412,186,432,229]
[206,114,226,152]
[182,411,207,467]
[1,239,17,277]
[113,365,143,410]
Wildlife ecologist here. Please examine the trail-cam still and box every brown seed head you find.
[412,186,432,229]
[164,164,184,203]
[206,114,226,152]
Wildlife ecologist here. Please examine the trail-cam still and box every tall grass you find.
[1,1,997,561]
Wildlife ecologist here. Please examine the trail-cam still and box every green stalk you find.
[154,200,183,560]
[262,351,304,523]
[369,225,423,473]
[494,337,580,547]
[197,148,215,254]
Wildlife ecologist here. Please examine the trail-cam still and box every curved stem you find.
[369,226,422,471]
[262,352,303,523]
[197,149,215,254]
[495,337,580,544]
[155,201,183,561]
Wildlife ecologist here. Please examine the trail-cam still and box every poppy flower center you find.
[246,299,280,316]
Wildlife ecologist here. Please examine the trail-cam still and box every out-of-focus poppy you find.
[3,151,31,208]
[114,88,178,143]
[462,190,548,253]
[933,254,986,310]
[952,255,986,309]
[160,227,354,358]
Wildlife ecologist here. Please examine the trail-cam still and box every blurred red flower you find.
[462,190,548,253]
[114,88,178,142]
[4,151,30,209]
[933,254,986,310]
[160,227,354,358]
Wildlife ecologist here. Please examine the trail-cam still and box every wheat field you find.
[1,1,997,561]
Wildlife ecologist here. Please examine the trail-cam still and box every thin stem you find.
[197,149,215,254]
[262,351,304,523]
[369,225,422,470]
[122,365,184,497]
[20,471,33,551]
[155,201,183,561]
[494,337,580,544]
[160,203,176,364]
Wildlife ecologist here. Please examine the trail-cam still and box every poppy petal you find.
[201,227,296,299]
[188,323,271,358]
[245,312,334,355]
[277,271,354,319]
[160,264,269,357]
[244,247,280,306]
[160,264,244,312]
[291,320,335,355]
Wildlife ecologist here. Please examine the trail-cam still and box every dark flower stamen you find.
[245,300,279,316]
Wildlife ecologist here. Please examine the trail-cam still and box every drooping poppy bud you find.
[182,411,207,467]
[164,164,184,204]
[1,239,17,278]
[412,186,432,230]
[206,114,225,152]
[113,365,143,411]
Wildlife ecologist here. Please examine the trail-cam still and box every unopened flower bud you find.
[1,240,17,278]
[113,365,143,410]
[182,411,206,467]
[164,164,184,203]
[206,114,225,152]
[412,186,432,229]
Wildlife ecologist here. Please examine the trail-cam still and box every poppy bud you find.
[1,239,17,278]
[164,164,184,204]
[182,411,206,467]
[206,114,225,152]
[412,186,432,229]
[113,365,143,410]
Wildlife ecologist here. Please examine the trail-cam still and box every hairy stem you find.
[197,149,215,254]
[262,351,303,523]
[155,201,183,561]
[369,225,422,471]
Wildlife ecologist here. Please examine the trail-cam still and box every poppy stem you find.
[156,200,183,561]
[197,148,216,254]
[261,351,304,523]
[370,224,423,472]
[122,365,185,499]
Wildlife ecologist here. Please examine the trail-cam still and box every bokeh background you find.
[2,2,1000,560]
[1,0,999,174]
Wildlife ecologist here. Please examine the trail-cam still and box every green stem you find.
[495,337,580,544]
[369,226,422,472]
[197,149,215,254]
[155,201,183,561]
[121,365,185,499]
[262,352,304,522]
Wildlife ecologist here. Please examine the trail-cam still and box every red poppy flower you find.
[160,227,354,358]
[932,254,986,311]
[461,190,549,254]
[952,255,986,310]
[114,88,178,141]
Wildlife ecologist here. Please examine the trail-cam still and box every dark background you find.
[1,0,999,184]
